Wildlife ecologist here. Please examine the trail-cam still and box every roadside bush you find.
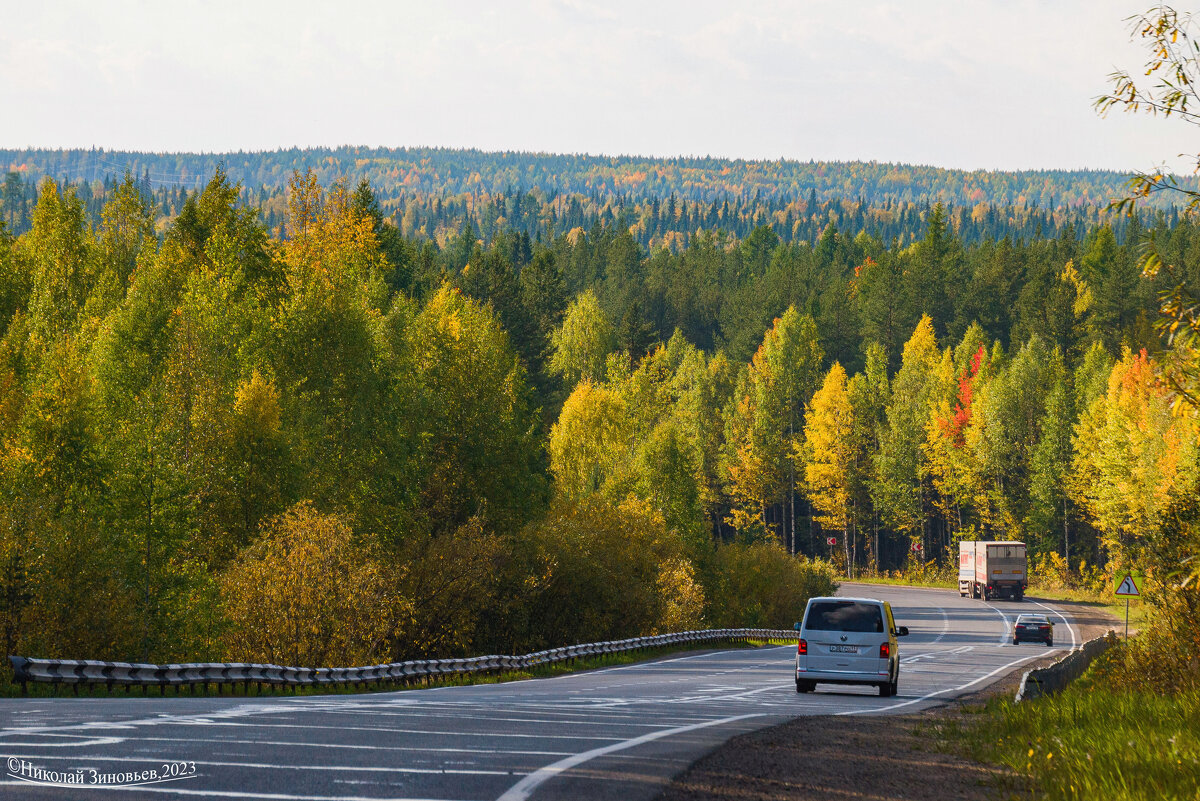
[508,495,703,651]
[1028,551,1069,590]
[383,516,506,661]
[1073,559,1110,596]
[220,502,392,668]
[702,542,838,628]
[881,547,956,586]
[1093,590,1200,694]
[904,555,956,585]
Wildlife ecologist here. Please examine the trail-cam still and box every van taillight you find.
[879,642,890,658]
[798,639,807,655]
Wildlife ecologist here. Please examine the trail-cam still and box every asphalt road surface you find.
[0,583,1079,801]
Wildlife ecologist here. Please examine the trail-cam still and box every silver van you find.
[793,596,909,696]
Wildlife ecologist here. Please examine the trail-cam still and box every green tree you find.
[408,285,543,533]
[549,290,616,388]
[848,342,891,571]
[722,307,823,550]
[97,171,155,293]
[22,179,94,347]
[872,316,941,558]
[1028,358,1076,561]
[547,379,631,501]
[352,178,412,294]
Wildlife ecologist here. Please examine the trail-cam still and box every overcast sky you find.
[2,0,1195,171]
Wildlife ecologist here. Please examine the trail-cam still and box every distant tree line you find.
[2,166,1161,256]
[7,147,1196,210]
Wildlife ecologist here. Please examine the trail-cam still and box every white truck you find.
[958,540,1027,601]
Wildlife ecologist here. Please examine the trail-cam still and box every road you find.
[0,584,1078,801]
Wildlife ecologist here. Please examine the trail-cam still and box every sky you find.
[2,0,1196,171]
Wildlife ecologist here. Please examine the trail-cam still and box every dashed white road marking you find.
[19,733,573,756]
[0,735,124,747]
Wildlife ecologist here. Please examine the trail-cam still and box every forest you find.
[0,149,1177,253]
[0,163,1196,671]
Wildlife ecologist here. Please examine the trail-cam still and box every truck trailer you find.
[958,540,1027,601]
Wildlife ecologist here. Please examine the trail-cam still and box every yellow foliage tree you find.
[548,380,632,500]
[220,502,392,668]
[1071,349,1200,569]
[283,169,386,293]
[802,363,856,565]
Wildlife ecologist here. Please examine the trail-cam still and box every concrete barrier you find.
[1015,630,1119,702]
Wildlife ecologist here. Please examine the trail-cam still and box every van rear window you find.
[805,601,884,632]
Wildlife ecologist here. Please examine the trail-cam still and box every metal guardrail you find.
[1015,630,1118,702]
[8,628,798,692]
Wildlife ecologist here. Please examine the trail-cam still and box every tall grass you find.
[939,644,1200,800]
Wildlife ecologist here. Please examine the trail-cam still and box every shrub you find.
[383,516,505,661]
[220,502,391,668]
[508,495,702,650]
[1029,551,1072,591]
[1092,590,1200,694]
[702,541,838,628]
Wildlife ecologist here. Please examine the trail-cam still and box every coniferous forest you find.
[0,154,1197,671]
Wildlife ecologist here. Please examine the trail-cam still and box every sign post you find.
[1113,570,1143,640]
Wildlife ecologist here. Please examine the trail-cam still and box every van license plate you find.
[829,645,858,653]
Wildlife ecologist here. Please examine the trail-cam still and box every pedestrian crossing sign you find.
[1114,571,1142,597]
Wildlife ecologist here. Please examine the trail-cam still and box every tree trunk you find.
[1062,495,1070,570]
[843,520,852,578]
[790,418,796,556]
[142,441,155,664]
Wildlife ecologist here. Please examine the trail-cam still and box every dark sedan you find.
[1012,613,1054,646]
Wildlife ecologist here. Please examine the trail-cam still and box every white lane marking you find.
[660,683,794,705]
[901,645,973,664]
[509,648,779,684]
[0,783,475,801]
[834,649,1063,716]
[929,603,950,644]
[982,601,1012,645]
[321,709,680,729]
[1030,600,1078,650]
[0,753,522,776]
[83,734,573,756]
[0,736,124,747]
[496,713,762,801]
[187,722,619,741]
[3,719,619,742]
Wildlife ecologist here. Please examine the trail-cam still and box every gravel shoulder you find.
[655,597,1118,801]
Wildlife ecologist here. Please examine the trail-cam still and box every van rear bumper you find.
[796,668,889,685]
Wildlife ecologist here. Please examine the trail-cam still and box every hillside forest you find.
[0,149,1177,252]
[0,165,1196,670]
